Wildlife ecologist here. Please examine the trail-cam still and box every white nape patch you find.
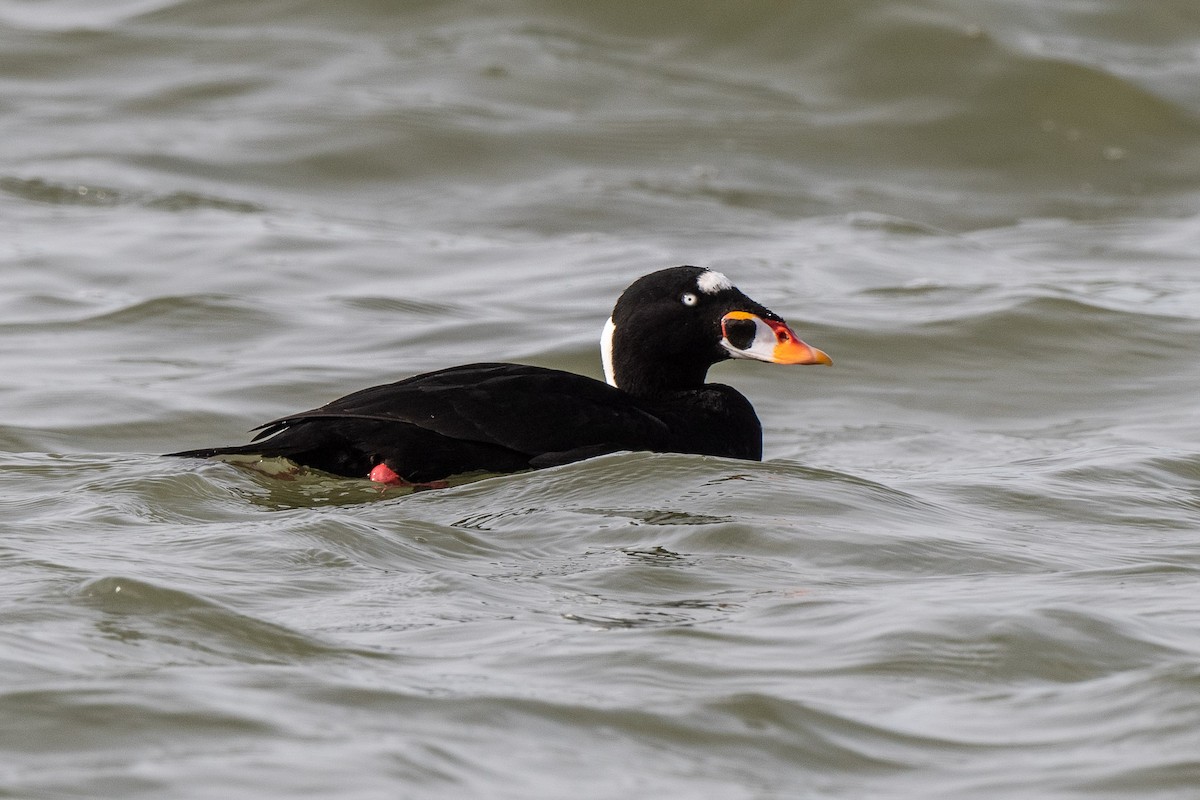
[600,317,618,387]
[697,270,733,295]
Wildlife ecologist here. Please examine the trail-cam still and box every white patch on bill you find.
[697,270,733,295]
[600,316,618,387]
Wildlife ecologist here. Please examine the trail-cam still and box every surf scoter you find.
[168,266,831,485]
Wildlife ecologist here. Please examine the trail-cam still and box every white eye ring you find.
[681,292,699,307]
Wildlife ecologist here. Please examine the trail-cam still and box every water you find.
[3,1,1200,797]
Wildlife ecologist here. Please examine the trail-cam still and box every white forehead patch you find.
[697,270,733,295]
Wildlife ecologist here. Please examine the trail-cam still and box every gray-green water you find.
[4,1,1200,797]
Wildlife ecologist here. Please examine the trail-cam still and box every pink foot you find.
[368,463,448,490]
[368,463,404,484]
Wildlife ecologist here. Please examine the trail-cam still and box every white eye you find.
[681,292,699,307]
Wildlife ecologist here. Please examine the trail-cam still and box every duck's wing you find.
[251,362,672,458]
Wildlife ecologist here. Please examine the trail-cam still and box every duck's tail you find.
[164,444,268,459]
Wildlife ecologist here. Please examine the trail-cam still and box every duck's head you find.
[601,265,830,396]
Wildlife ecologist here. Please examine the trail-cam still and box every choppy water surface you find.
[3,1,1200,797]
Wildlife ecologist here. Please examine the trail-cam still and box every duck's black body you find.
[169,266,830,484]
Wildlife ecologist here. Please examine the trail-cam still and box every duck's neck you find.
[616,365,711,398]
[601,315,722,397]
